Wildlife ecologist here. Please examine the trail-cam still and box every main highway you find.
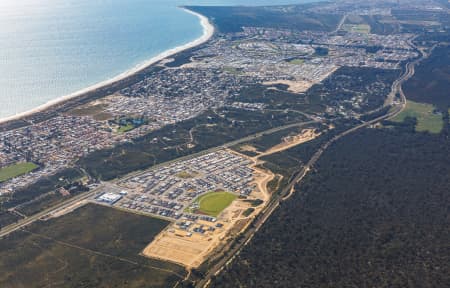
[0,186,101,238]
[0,120,319,239]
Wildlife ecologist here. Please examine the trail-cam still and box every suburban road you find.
[196,44,422,288]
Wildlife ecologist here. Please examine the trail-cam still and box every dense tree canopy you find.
[212,127,450,288]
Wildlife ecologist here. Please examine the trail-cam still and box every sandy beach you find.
[0,8,214,125]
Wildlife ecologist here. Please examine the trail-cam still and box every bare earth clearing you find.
[264,79,314,93]
[261,129,321,157]
[264,66,337,93]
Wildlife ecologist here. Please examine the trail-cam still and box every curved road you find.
[196,44,422,288]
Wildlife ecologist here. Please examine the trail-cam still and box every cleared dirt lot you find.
[262,128,321,156]
[264,79,314,93]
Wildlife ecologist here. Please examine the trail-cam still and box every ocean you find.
[0,0,321,119]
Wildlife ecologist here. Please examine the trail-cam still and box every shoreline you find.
[0,8,214,126]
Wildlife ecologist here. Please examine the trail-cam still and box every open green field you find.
[393,101,444,133]
[67,104,106,117]
[223,66,242,75]
[0,204,186,288]
[0,162,38,183]
[67,104,113,121]
[289,58,304,65]
[342,24,371,34]
[194,191,237,217]
[117,123,136,133]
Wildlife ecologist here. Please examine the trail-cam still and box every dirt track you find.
[260,129,320,157]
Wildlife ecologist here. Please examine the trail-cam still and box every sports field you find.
[195,191,237,217]
[0,162,38,183]
[289,58,304,65]
[393,100,444,133]
[117,123,136,133]
[342,24,371,34]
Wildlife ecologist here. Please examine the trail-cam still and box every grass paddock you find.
[393,100,444,133]
[196,191,237,217]
[0,162,38,183]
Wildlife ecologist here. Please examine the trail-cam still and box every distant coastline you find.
[0,8,214,126]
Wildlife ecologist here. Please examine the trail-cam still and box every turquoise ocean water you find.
[0,0,320,119]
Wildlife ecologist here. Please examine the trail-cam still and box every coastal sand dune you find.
[0,8,214,125]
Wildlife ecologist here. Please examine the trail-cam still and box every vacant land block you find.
[0,204,186,288]
[342,24,371,34]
